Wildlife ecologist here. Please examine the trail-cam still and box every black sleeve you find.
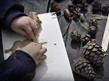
[0,0,27,31]
[0,50,36,81]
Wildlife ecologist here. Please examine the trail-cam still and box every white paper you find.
[101,15,109,52]
[2,13,74,81]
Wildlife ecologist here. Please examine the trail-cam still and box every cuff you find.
[14,50,36,68]
[0,50,36,81]
[4,10,27,31]
[6,50,36,72]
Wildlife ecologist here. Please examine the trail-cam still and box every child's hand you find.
[11,16,39,40]
[20,42,47,65]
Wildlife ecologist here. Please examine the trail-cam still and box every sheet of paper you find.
[2,13,74,81]
[101,15,109,52]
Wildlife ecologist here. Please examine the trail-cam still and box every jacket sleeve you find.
[0,50,36,81]
[0,0,27,30]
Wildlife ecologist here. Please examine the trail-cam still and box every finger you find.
[15,29,30,39]
[24,26,35,40]
[35,43,42,50]
[40,55,47,61]
[30,20,38,36]
[36,55,46,65]
[39,47,47,56]
[38,55,46,64]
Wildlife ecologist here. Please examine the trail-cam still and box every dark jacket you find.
[0,0,36,81]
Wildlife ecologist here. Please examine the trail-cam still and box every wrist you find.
[4,10,27,31]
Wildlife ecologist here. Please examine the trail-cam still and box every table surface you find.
[19,0,109,81]
[1,0,109,81]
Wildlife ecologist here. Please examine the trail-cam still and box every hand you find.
[20,42,47,65]
[11,16,39,40]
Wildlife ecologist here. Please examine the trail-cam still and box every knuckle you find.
[24,21,29,26]
[38,43,42,47]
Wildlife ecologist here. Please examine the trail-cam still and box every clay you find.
[28,12,42,28]
[5,39,32,53]
[5,39,47,54]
